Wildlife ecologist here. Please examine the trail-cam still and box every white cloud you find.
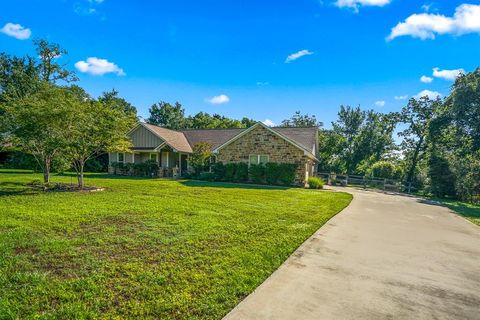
[207,94,230,105]
[420,75,433,83]
[375,100,386,107]
[74,57,125,76]
[387,4,480,40]
[0,23,31,40]
[432,67,464,80]
[335,0,391,12]
[394,95,408,100]
[285,49,314,63]
[262,119,275,127]
[415,89,442,99]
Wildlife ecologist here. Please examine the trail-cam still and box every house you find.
[109,122,319,184]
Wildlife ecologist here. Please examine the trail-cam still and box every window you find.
[150,153,158,161]
[249,155,269,165]
[117,152,125,163]
[259,155,269,164]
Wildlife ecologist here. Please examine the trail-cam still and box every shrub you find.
[278,163,297,185]
[249,164,265,184]
[308,177,324,189]
[212,162,226,181]
[234,162,249,182]
[224,163,237,181]
[370,161,401,180]
[198,172,215,181]
[265,162,281,185]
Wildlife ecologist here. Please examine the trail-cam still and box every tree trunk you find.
[43,158,51,184]
[406,136,424,184]
[77,160,85,189]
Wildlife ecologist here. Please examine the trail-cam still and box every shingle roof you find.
[143,123,193,153]
[140,123,318,156]
[182,128,246,150]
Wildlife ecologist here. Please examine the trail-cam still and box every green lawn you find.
[0,170,352,319]
[436,198,480,226]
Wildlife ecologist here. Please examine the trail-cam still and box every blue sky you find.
[1,0,479,127]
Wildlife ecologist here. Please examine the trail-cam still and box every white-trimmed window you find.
[249,154,269,165]
[150,153,158,162]
[117,152,125,163]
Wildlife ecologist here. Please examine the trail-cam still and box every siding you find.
[130,125,164,149]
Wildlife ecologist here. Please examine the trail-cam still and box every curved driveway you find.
[225,188,480,320]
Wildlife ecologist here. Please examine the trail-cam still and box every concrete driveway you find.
[224,188,480,320]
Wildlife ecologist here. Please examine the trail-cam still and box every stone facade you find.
[216,125,316,184]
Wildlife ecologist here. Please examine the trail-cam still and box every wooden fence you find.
[316,172,416,193]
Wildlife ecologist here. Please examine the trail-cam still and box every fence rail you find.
[316,172,416,193]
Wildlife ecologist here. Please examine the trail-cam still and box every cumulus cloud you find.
[75,57,125,76]
[415,89,442,99]
[394,95,408,100]
[432,67,464,80]
[375,100,386,107]
[262,119,275,127]
[207,94,230,105]
[387,4,480,40]
[285,49,314,63]
[420,75,433,83]
[335,0,391,12]
[1,23,31,40]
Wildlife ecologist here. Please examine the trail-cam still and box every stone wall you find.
[216,125,314,184]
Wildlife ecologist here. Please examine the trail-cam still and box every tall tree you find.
[399,96,442,184]
[98,89,138,119]
[147,101,185,129]
[33,39,77,83]
[281,111,323,127]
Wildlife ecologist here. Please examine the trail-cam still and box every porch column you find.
[179,152,182,173]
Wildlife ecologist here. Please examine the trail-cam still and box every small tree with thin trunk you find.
[66,87,135,188]
[189,142,213,174]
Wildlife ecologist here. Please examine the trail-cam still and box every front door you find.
[181,154,188,175]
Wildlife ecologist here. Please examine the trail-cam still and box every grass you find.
[435,198,480,226]
[0,170,352,319]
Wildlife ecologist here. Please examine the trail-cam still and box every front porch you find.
[110,146,189,178]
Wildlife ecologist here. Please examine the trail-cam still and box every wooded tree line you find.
[313,69,480,203]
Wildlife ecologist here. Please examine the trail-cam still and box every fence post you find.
[345,175,349,186]
[383,178,387,191]
[408,182,412,194]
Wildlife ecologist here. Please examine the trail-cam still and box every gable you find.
[129,125,164,149]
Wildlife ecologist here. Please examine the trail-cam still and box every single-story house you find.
[109,122,319,184]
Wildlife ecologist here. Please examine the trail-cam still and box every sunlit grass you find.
[0,170,352,319]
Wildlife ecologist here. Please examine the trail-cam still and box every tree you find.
[5,84,77,183]
[98,89,137,120]
[33,39,77,83]
[281,111,323,127]
[399,96,442,184]
[189,142,212,174]
[65,87,134,188]
[427,150,456,198]
[147,101,185,129]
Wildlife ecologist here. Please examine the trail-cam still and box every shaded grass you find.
[436,199,480,226]
[0,170,352,319]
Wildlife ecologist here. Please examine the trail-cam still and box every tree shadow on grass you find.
[0,181,37,197]
[180,180,292,190]
[417,198,480,226]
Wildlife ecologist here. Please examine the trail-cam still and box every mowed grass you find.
[436,199,480,226]
[0,170,352,319]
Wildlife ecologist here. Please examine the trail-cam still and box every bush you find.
[134,160,159,177]
[249,164,265,184]
[278,163,297,185]
[265,162,281,185]
[308,177,324,189]
[224,163,237,181]
[212,162,226,181]
[370,161,401,179]
[198,172,215,181]
[234,162,249,182]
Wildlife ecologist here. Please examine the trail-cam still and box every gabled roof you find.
[131,122,318,160]
[141,123,193,153]
[212,122,319,160]
[182,128,245,150]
